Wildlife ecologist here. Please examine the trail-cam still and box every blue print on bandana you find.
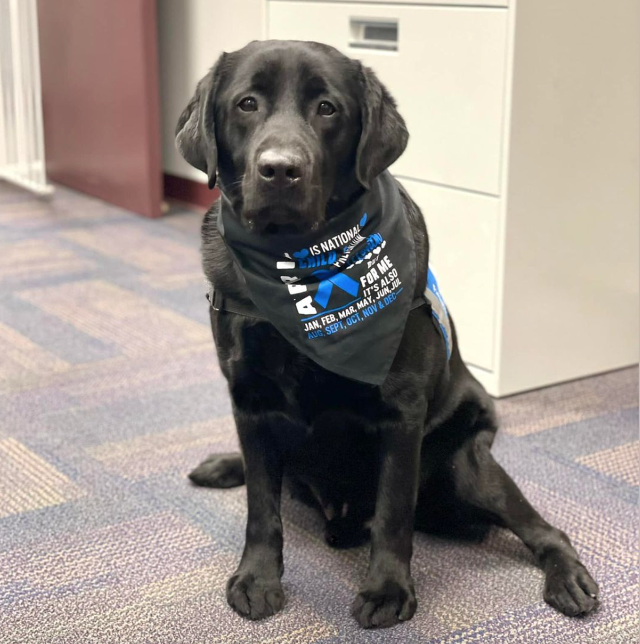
[276,213,403,340]
[312,269,360,308]
[426,268,451,359]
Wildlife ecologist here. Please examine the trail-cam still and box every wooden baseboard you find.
[163,173,220,209]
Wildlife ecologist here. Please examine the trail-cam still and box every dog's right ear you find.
[175,56,224,189]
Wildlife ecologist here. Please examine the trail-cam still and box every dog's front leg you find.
[226,409,285,620]
[352,415,423,628]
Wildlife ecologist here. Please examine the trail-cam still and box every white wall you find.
[157,0,263,182]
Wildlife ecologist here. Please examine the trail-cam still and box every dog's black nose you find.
[257,150,303,188]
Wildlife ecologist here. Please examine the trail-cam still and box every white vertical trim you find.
[0,0,52,195]
[489,0,517,394]
[27,0,48,187]
[0,2,7,172]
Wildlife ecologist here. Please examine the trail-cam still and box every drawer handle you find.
[349,18,398,52]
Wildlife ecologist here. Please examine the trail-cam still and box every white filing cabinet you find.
[165,0,637,394]
[265,0,639,396]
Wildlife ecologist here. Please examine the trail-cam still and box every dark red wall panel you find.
[38,0,162,217]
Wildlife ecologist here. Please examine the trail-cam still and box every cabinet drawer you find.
[268,1,508,195]
[399,178,500,370]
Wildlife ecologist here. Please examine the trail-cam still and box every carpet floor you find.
[0,181,637,644]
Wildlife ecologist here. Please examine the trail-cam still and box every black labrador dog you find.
[175,40,598,628]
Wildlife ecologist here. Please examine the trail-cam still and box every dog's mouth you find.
[241,201,322,236]
[261,222,309,235]
[235,160,326,235]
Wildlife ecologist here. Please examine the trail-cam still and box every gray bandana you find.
[217,171,417,385]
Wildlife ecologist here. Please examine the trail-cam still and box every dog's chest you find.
[218,315,395,430]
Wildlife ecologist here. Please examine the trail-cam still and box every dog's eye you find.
[238,97,258,112]
[317,101,336,116]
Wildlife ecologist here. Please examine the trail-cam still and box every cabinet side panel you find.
[500,0,639,394]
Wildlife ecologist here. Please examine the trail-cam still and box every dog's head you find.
[176,40,408,235]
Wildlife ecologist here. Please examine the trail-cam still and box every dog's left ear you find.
[175,56,225,189]
[355,63,409,189]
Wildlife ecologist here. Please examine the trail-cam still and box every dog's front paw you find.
[352,576,417,628]
[543,556,599,617]
[226,570,285,620]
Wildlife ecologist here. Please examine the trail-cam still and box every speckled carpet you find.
[0,180,637,644]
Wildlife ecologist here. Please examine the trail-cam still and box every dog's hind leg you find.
[189,452,245,488]
[449,427,599,617]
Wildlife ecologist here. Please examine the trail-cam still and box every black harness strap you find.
[206,284,264,319]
